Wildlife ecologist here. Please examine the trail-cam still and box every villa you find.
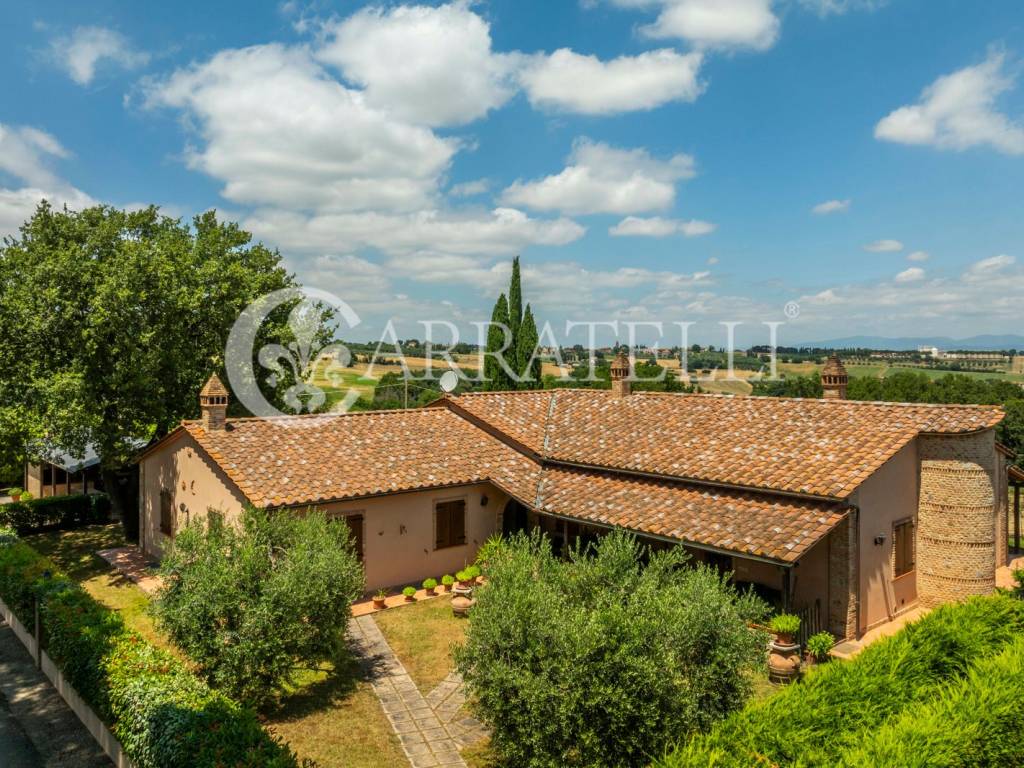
[137,356,1012,641]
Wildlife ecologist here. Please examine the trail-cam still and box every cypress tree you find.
[516,304,542,389]
[484,293,514,391]
[507,256,523,374]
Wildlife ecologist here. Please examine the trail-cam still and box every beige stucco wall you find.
[791,535,829,611]
[848,439,920,633]
[317,483,507,592]
[140,432,507,591]
[139,432,247,558]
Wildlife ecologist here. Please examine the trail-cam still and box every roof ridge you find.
[631,390,1003,410]
[181,406,452,426]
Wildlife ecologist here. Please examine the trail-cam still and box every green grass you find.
[375,594,468,692]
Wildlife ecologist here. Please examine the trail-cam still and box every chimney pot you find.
[199,373,229,431]
[610,351,631,397]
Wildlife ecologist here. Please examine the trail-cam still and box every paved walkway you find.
[349,614,487,768]
[0,620,110,767]
[96,546,163,595]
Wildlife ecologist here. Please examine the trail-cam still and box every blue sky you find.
[2,0,1023,346]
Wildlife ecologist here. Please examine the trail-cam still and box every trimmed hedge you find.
[656,594,1024,768]
[0,535,302,768]
[841,634,1024,767]
[0,493,111,533]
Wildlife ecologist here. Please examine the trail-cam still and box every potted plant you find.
[805,631,834,665]
[372,588,388,610]
[465,564,483,585]
[8,487,23,502]
[402,586,417,602]
[441,574,455,592]
[453,568,474,597]
[422,578,438,596]
[767,613,802,684]
[19,491,32,502]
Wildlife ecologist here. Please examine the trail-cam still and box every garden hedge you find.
[840,634,1024,767]
[656,594,1024,768]
[0,493,111,533]
[0,535,301,768]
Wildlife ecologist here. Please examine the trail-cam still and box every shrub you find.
[455,530,769,768]
[839,635,1024,767]
[152,507,364,708]
[474,534,506,570]
[657,594,1024,768]
[423,578,438,590]
[403,586,417,598]
[0,493,111,533]
[806,631,834,661]
[768,613,800,636]
[19,491,33,501]
[0,536,299,768]
[0,524,16,545]
[1012,568,1024,600]
[442,574,455,586]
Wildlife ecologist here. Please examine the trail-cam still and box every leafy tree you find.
[0,203,325,530]
[516,303,542,389]
[153,506,364,708]
[751,375,823,398]
[484,294,515,391]
[455,530,769,768]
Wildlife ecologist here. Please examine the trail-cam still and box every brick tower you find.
[821,354,848,400]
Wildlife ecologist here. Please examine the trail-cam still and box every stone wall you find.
[828,513,858,639]
[917,431,999,608]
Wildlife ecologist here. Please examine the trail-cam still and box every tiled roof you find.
[535,465,846,562]
[447,390,1003,499]
[182,408,540,509]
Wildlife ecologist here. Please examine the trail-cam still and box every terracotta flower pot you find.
[768,637,802,684]
[404,594,416,602]
[372,597,387,610]
[424,587,436,596]
[442,583,452,593]
[10,494,21,502]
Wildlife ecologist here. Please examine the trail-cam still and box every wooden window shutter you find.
[436,504,450,549]
[451,501,466,545]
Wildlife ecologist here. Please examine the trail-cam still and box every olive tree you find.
[455,530,769,768]
[153,507,364,707]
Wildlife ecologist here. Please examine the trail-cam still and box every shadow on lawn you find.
[263,633,386,721]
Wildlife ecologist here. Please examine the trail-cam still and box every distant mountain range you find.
[794,335,1024,351]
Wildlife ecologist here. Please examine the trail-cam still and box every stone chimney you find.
[609,351,631,397]
[821,354,848,400]
[200,373,229,431]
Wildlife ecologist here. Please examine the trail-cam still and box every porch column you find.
[828,511,859,639]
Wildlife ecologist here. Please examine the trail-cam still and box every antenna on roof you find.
[439,370,459,393]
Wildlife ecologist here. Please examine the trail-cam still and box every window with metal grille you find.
[435,499,466,550]
[894,519,915,577]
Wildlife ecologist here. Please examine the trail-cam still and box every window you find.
[435,499,466,550]
[160,489,175,537]
[894,519,915,577]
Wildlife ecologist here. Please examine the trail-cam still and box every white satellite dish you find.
[439,370,460,393]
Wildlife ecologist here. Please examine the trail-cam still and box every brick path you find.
[349,614,487,768]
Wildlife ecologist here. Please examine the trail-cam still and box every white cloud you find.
[143,44,457,213]
[875,50,1024,155]
[609,215,715,237]
[811,198,850,215]
[0,123,95,237]
[863,239,903,253]
[501,139,696,215]
[894,267,925,283]
[243,206,584,256]
[518,48,703,114]
[907,250,929,262]
[449,179,490,197]
[51,26,149,85]
[797,0,887,16]
[622,0,780,51]
[963,253,1015,282]
[316,3,518,127]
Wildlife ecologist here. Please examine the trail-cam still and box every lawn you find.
[21,523,405,768]
[375,594,468,692]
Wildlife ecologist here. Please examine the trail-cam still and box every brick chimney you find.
[610,351,631,397]
[821,354,848,400]
[200,373,229,431]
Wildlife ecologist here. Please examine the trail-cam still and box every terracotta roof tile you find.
[448,390,1003,499]
[536,465,845,562]
[182,408,540,508]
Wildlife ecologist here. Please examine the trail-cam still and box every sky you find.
[1,0,1023,347]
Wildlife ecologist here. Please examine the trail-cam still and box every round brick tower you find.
[917,459,996,607]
